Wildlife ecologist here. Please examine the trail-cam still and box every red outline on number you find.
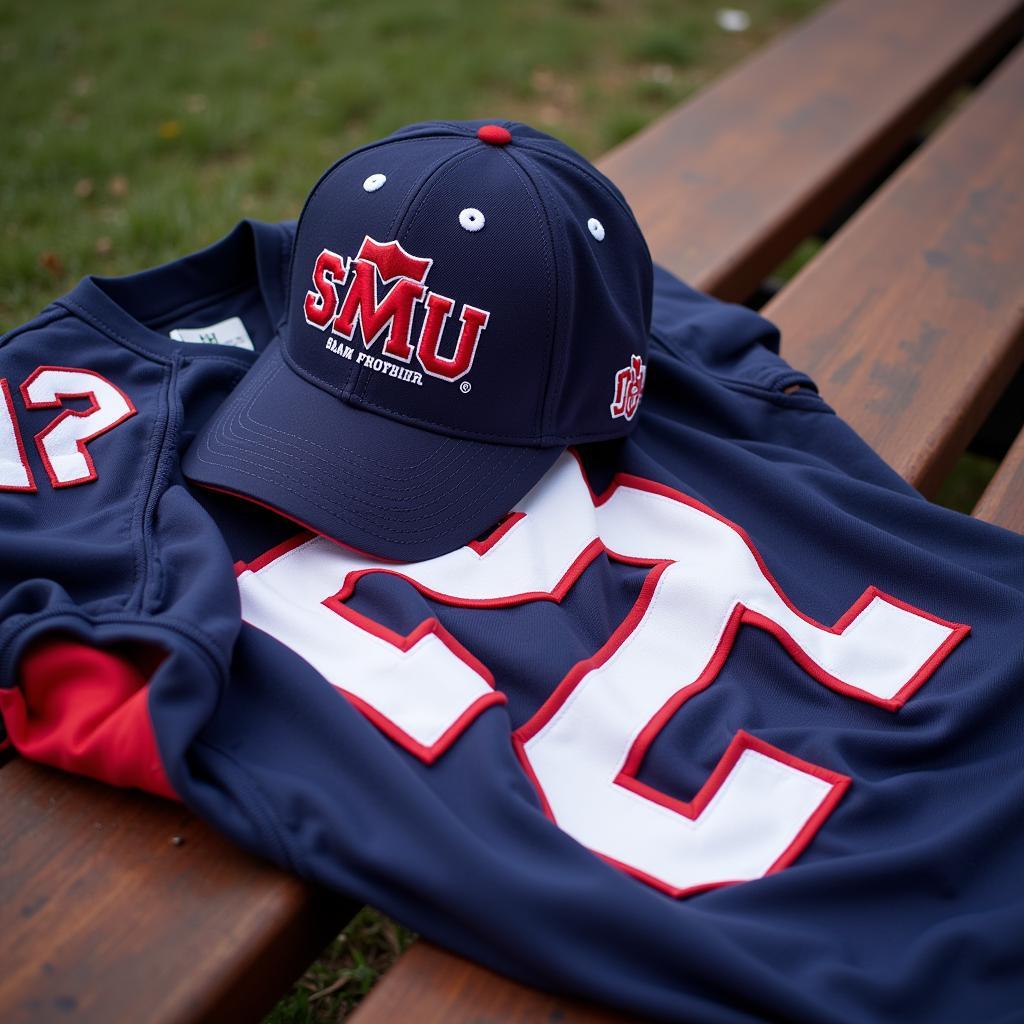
[512,575,852,897]
[325,537,607,611]
[0,377,37,492]
[20,366,137,488]
[235,532,506,764]
[579,457,970,712]
[608,732,848,897]
[236,531,320,576]
[323,620,504,764]
[516,732,849,898]
[240,450,969,891]
[467,511,526,556]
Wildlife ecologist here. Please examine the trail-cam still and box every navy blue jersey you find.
[2,237,1024,1023]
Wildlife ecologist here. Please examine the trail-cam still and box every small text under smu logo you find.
[303,236,490,383]
[610,354,645,421]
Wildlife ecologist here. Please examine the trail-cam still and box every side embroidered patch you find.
[610,354,645,421]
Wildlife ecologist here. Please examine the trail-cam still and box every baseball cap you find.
[183,119,653,562]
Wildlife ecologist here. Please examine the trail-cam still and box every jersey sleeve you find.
[646,262,925,492]
[0,219,297,797]
[650,262,816,394]
[645,263,1024,595]
[0,310,243,800]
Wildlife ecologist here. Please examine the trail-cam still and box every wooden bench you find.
[3,0,1023,1021]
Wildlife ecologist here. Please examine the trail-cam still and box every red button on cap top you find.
[477,124,512,146]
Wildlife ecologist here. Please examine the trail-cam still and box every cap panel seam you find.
[541,148,654,295]
[512,143,655,315]
[432,120,479,134]
[285,136,410,300]
[396,145,480,239]
[509,141,652,260]
[497,147,560,442]
[503,148,569,444]
[385,140,475,241]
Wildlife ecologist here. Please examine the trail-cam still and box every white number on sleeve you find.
[21,366,136,488]
[0,378,36,491]
[237,453,968,895]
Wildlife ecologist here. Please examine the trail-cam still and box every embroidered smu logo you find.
[303,236,490,383]
[610,354,646,421]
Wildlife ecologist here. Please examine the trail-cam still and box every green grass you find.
[935,452,1000,514]
[262,909,416,1024]
[1,0,822,331]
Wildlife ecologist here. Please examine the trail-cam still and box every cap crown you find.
[285,120,653,447]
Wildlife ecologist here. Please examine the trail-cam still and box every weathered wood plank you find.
[0,759,353,1024]
[349,941,641,1024]
[974,430,1024,533]
[764,44,1024,496]
[599,0,1024,301]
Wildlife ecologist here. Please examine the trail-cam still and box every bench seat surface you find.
[0,760,352,1024]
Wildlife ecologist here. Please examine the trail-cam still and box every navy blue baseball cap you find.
[184,120,652,561]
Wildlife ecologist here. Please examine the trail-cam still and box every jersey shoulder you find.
[0,223,294,797]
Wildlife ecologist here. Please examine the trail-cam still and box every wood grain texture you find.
[349,941,642,1024]
[974,429,1024,533]
[598,0,1024,301]
[764,44,1024,497]
[0,759,354,1024]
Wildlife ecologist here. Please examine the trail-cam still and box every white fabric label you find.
[169,316,254,351]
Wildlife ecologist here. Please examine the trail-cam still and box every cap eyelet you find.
[459,207,485,232]
[587,217,605,241]
[363,173,387,192]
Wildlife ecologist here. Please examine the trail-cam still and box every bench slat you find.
[599,0,1024,301]
[0,760,354,1024]
[763,43,1024,497]
[973,429,1024,533]
[350,941,638,1024]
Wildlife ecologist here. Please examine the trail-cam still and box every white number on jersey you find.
[237,453,968,895]
[0,366,137,491]
[0,379,36,491]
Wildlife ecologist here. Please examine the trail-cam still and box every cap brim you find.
[182,344,562,562]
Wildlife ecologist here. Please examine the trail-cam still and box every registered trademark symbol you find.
[460,381,472,394]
